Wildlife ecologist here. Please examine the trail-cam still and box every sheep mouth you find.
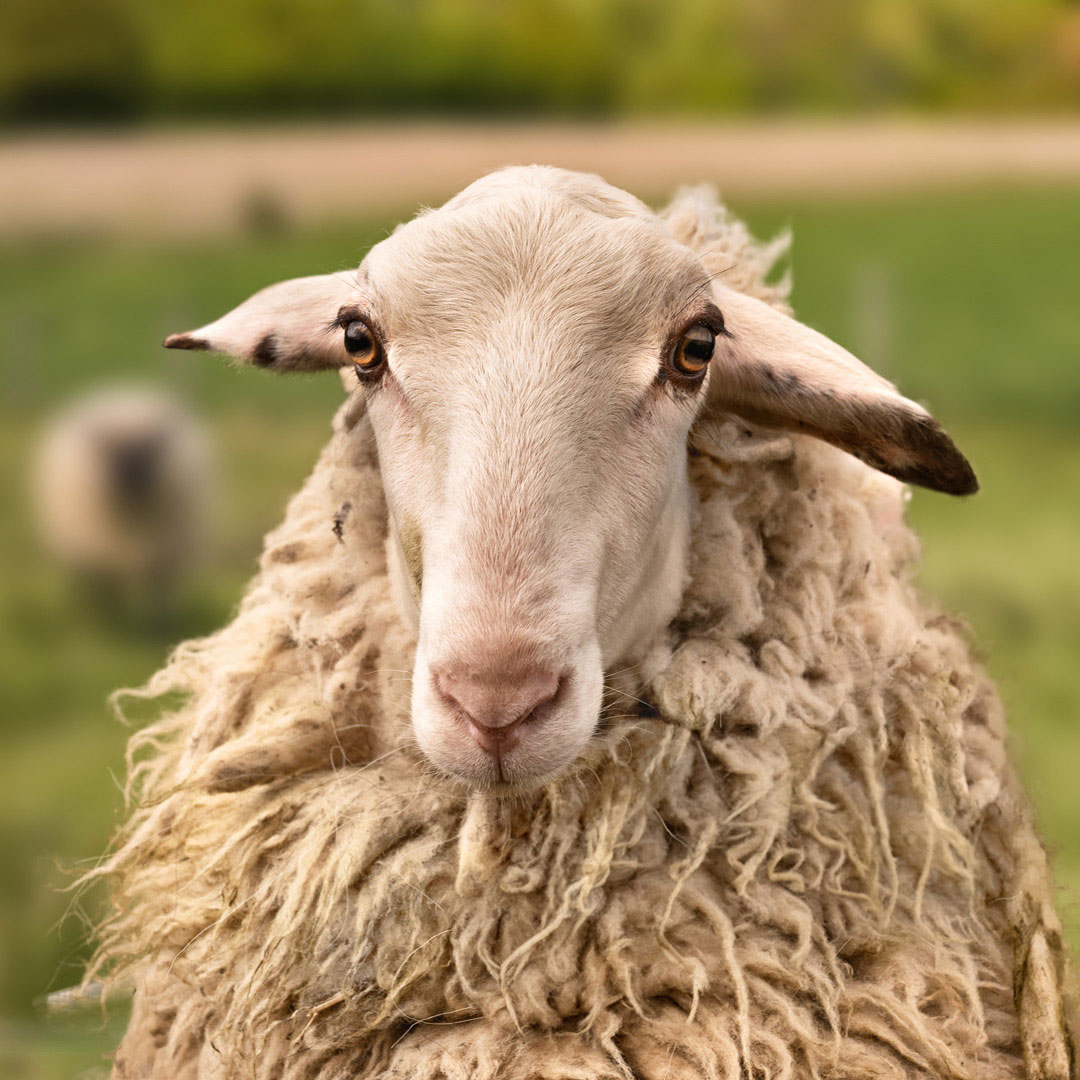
[417,700,601,793]
[438,707,594,792]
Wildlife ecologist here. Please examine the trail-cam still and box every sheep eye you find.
[343,320,383,374]
[671,324,715,378]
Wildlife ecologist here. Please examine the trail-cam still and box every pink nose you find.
[435,666,562,757]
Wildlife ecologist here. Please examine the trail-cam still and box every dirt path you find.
[3,119,1080,241]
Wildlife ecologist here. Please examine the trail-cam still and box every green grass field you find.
[1,186,1078,1077]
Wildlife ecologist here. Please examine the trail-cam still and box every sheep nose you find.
[435,667,562,756]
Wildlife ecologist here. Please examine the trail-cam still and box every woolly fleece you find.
[88,190,1076,1080]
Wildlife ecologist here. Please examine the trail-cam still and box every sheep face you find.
[359,175,713,786]
[165,166,976,789]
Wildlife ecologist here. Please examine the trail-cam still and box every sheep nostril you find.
[434,667,562,757]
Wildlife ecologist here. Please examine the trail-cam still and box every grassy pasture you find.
[1,185,1078,1076]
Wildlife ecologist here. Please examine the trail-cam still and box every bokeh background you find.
[2,2,1080,1076]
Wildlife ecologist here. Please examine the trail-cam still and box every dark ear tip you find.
[163,333,209,351]
[933,433,979,497]
[898,413,979,496]
[921,450,979,497]
[937,470,978,496]
[929,454,979,496]
[885,457,978,496]
[954,466,979,497]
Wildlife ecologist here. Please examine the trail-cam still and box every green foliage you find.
[1,0,1078,123]
[1,185,1078,1070]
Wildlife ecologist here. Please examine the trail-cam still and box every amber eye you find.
[343,320,383,373]
[671,324,715,377]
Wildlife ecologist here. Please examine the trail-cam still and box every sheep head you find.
[165,166,976,789]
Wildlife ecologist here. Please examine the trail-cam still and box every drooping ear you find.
[702,283,977,495]
[163,273,360,372]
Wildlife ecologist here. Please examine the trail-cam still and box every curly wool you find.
[89,192,1075,1080]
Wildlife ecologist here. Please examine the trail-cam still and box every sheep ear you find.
[702,283,977,495]
[163,273,360,372]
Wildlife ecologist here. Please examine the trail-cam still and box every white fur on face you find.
[355,169,712,786]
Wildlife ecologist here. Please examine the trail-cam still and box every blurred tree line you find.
[1,0,1079,124]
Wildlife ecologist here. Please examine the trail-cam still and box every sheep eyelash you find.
[325,306,369,335]
[672,300,733,343]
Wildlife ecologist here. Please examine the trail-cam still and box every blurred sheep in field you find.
[32,387,212,613]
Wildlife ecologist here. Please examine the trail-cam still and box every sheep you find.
[86,167,1076,1079]
[33,386,212,612]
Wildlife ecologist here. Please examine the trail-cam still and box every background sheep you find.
[32,386,212,616]
[87,168,1075,1079]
